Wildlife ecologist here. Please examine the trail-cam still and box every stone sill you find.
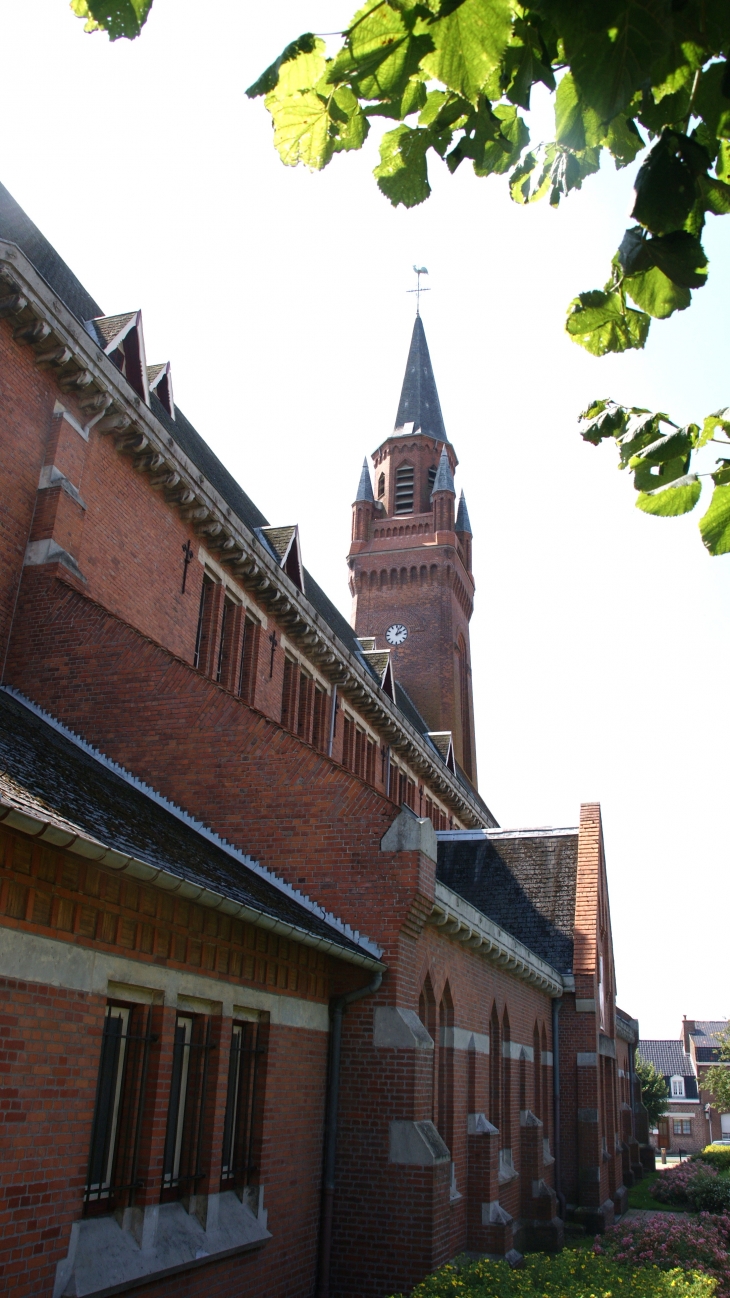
[54,1191,270,1298]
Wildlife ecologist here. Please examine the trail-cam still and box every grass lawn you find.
[628,1171,689,1213]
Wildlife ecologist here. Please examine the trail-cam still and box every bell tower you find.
[348,316,477,786]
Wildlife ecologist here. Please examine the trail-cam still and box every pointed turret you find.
[430,445,455,533]
[455,490,471,534]
[355,458,375,503]
[455,490,473,572]
[394,315,448,442]
[430,446,455,496]
[351,458,377,547]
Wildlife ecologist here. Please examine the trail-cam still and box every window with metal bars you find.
[221,1017,267,1195]
[238,614,260,703]
[377,472,385,499]
[312,685,327,751]
[394,464,414,514]
[194,574,215,670]
[84,1002,157,1215]
[281,656,299,731]
[161,1014,215,1201]
[216,596,237,686]
[297,672,314,741]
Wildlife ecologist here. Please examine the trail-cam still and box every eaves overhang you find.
[429,881,572,997]
[0,779,384,974]
[0,242,494,831]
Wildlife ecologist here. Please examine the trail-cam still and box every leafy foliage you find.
[387,1250,718,1298]
[238,0,730,357]
[580,399,730,555]
[703,1027,730,1115]
[70,0,152,40]
[702,1146,730,1172]
[635,1052,669,1125]
[598,1211,730,1298]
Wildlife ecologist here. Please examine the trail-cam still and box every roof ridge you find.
[1,686,383,960]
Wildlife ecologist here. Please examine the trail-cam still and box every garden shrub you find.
[651,1160,716,1204]
[686,1174,730,1214]
[598,1211,730,1298]
[388,1252,717,1298]
[699,1146,730,1172]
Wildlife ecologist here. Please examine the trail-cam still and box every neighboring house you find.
[639,1019,729,1153]
[684,1018,730,1146]
[0,182,644,1298]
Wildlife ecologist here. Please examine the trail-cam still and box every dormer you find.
[257,525,305,593]
[361,648,395,700]
[86,310,149,404]
[428,731,456,773]
[147,362,174,419]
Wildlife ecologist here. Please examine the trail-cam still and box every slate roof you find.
[0,183,481,804]
[394,315,448,443]
[356,459,375,503]
[638,1040,694,1077]
[0,182,103,324]
[0,691,378,964]
[456,491,472,534]
[689,1021,728,1049]
[436,829,579,972]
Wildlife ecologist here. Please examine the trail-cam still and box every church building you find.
[0,182,643,1298]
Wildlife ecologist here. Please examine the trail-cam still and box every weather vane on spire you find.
[408,265,430,314]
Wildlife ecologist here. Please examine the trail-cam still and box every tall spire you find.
[355,458,374,502]
[455,489,471,534]
[393,315,448,443]
[431,445,454,496]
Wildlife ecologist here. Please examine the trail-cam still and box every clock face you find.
[386,623,408,646]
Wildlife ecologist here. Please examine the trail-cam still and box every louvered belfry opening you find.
[394,464,414,514]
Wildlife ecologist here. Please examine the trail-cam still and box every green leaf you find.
[629,427,694,467]
[509,144,556,204]
[698,408,730,449]
[265,90,333,169]
[700,484,730,555]
[502,24,555,111]
[548,146,600,206]
[636,474,702,516]
[72,0,152,39]
[565,290,650,356]
[633,453,689,491]
[330,87,370,152]
[420,0,514,106]
[716,140,730,183]
[700,175,730,215]
[631,135,698,235]
[578,400,628,444]
[711,460,730,487]
[568,0,672,121]
[625,265,691,317]
[693,62,730,142]
[454,102,528,178]
[554,73,603,152]
[605,114,644,168]
[374,124,431,206]
[619,228,708,290]
[246,34,319,98]
[329,1,431,100]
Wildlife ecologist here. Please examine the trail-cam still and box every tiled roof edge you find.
[1,687,383,962]
[437,826,578,841]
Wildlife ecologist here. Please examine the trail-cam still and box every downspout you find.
[552,996,566,1219]
[317,969,383,1298]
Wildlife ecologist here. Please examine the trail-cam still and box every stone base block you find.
[513,1216,564,1254]
[612,1185,629,1218]
[569,1199,615,1236]
[630,1162,644,1182]
[639,1146,656,1174]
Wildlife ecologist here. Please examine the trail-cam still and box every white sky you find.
[3,0,728,1039]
